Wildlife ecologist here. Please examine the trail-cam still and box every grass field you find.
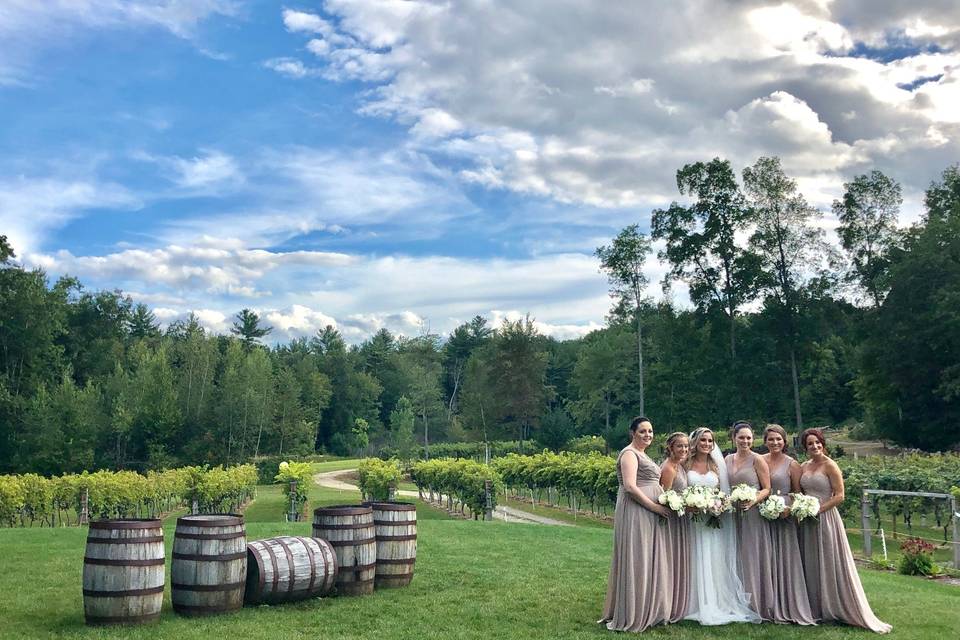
[1,463,957,640]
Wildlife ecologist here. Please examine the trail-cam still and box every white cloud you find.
[24,245,619,343]
[27,245,356,295]
[157,146,471,246]
[0,1,240,86]
[263,57,321,79]
[270,1,960,215]
[0,176,139,255]
[282,9,332,34]
[135,149,243,191]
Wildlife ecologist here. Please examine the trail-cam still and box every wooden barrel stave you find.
[172,514,246,616]
[312,505,376,596]
[366,502,417,588]
[245,536,338,604]
[82,519,165,626]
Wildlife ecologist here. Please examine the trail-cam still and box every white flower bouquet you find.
[759,494,787,520]
[790,493,821,522]
[682,485,731,529]
[729,483,759,510]
[658,489,685,516]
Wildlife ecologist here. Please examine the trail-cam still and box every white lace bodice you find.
[686,469,720,489]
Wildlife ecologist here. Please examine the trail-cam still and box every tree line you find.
[1,156,958,474]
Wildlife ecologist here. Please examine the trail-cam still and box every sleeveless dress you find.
[725,453,778,621]
[660,460,689,622]
[600,448,671,632]
[683,468,760,625]
[799,466,892,634]
[765,455,816,625]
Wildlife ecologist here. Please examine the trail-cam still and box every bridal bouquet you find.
[658,489,686,516]
[682,485,731,529]
[790,494,821,522]
[729,483,758,510]
[759,494,787,520]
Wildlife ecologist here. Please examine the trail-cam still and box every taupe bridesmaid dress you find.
[766,456,816,625]
[799,466,892,634]
[660,460,689,622]
[726,453,776,621]
[600,448,671,632]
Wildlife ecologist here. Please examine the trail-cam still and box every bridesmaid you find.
[600,416,672,632]
[659,432,690,623]
[725,422,776,621]
[761,424,816,625]
[798,428,892,634]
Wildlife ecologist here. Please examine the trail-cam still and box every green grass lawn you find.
[1,509,957,639]
[500,495,614,529]
[8,465,951,640]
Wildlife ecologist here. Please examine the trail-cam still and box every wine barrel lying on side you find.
[312,505,376,596]
[82,519,165,626]
[244,536,338,604]
[365,502,417,588]
[171,514,246,616]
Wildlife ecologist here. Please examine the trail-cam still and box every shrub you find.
[0,476,25,526]
[275,461,313,519]
[357,458,402,501]
[564,435,607,455]
[898,538,937,576]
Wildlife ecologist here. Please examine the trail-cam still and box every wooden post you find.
[861,488,872,558]
[388,486,396,501]
[79,488,89,525]
[191,499,199,515]
[484,479,493,521]
[288,480,299,522]
[951,497,959,570]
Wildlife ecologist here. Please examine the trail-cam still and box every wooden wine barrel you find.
[244,536,338,604]
[366,502,417,588]
[82,519,165,626]
[312,505,376,595]
[171,514,246,616]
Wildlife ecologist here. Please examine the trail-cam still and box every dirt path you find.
[312,469,571,526]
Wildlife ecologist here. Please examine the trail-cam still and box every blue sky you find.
[2,1,959,342]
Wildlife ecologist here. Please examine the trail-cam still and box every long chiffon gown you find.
[799,466,892,634]
[660,460,689,622]
[600,448,671,632]
[683,468,760,625]
[765,456,816,625]
[726,453,778,622]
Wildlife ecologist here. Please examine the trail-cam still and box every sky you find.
[2,1,959,343]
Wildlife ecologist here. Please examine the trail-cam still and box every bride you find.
[684,427,761,625]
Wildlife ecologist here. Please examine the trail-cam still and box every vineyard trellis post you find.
[484,480,493,521]
[953,495,959,569]
[79,489,89,525]
[288,480,299,522]
[861,487,960,568]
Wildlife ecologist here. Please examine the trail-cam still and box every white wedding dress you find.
[684,468,761,625]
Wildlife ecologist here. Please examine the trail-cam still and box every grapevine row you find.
[492,451,618,515]
[410,458,503,518]
[357,458,402,502]
[378,440,540,462]
[0,464,258,527]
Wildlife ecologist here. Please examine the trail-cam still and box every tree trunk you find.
[447,362,462,422]
[604,393,610,435]
[636,305,645,415]
[729,310,737,361]
[790,347,803,430]
[423,410,429,459]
